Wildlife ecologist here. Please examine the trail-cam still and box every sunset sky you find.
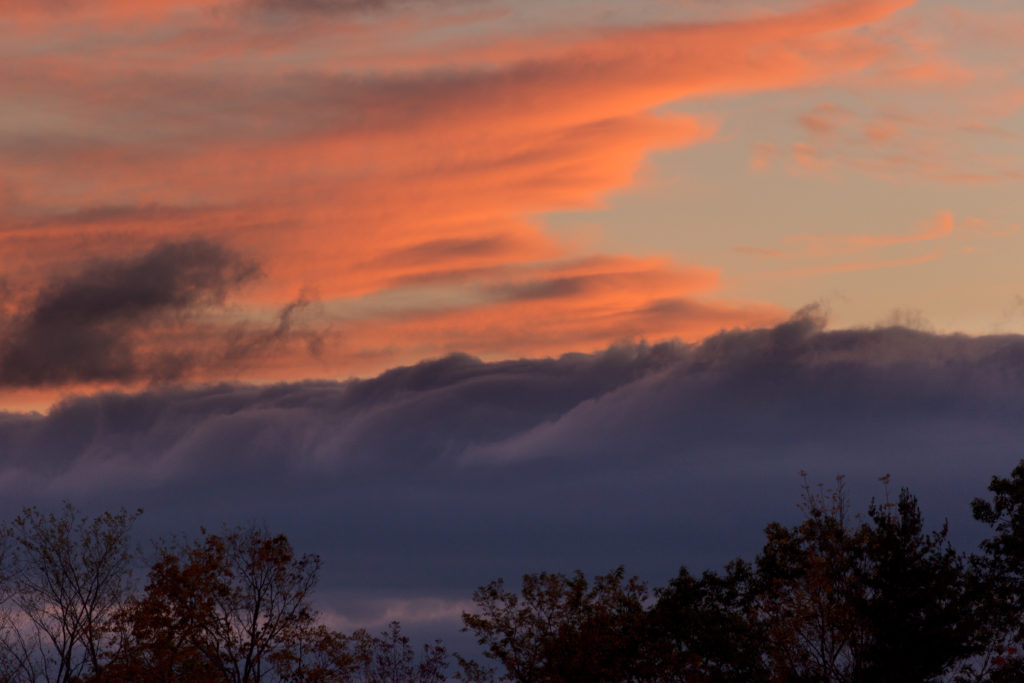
[3,0,1023,410]
[2,0,1024,639]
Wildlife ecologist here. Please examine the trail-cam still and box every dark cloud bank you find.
[0,238,321,388]
[0,240,258,386]
[2,308,1024,633]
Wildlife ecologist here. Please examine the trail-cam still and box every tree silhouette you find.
[99,525,350,682]
[850,488,974,681]
[462,567,651,682]
[461,474,982,682]
[2,461,1023,682]
[650,560,769,681]
[971,459,1024,679]
[348,620,449,682]
[0,503,140,683]
[750,476,973,682]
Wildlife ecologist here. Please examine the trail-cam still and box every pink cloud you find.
[0,0,921,390]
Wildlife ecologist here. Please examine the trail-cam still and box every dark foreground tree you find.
[462,567,651,682]
[97,526,353,682]
[8,462,1024,682]
[0,505,462,682]
[348,620,449,682]
[650,560,768,682]
[751,477,974,682]
[0,503,140,683]
[463,475,981,683]
[850,488,975,682]
[971,459,1024,679]
[753,477,863,682]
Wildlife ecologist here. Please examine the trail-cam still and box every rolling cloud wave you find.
[1,308,1020,629]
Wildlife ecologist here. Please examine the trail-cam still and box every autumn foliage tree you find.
[97,526,351,682]
[460,475,981,682]
[649,560,769,681]
[970,459,1024,679]
[461,567,651,682]
[0,503,140,683]
[753,477,864,681]
[347,621,450,682]
[8,459,1024,682]
[0,506,457,682]
[750,476,973,682]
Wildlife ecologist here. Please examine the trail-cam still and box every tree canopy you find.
[4,459,1024,681]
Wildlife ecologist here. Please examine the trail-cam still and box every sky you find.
[2,0,1024,642]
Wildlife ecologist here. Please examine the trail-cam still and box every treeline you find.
[0,510,453,683]
[3,462,1024,682]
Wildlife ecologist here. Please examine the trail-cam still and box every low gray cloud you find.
[0,240,259,387]
[1,308,1022,634]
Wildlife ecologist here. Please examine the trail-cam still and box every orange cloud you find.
[749,142,781,172]
[770,3,1024,186]
[843,210,954,248]
[769,250,941,278]
[960,216,1019,238]
[0,0,921,392]
[799,102,854,136]
[738,210,955,261]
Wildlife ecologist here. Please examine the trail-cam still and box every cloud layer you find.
[0,240,258,386]
[0,0,930,389]
[2,310,1022,629]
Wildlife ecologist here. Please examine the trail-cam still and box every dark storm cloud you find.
[2,308,1024,629]
[0,240,259,387]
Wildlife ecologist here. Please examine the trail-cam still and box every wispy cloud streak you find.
[0,0,921,390]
